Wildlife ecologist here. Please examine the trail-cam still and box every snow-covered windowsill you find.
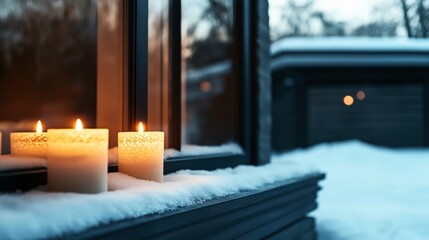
[0,153,322,239]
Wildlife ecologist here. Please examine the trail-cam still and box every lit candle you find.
[10,121,48,157]
[118,122,164,182]
[47,119,108,193]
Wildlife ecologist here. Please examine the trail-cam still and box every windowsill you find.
[0,159,323,239]
[72,174,325,240]
[0,157,249,193]
[0,146,248,192]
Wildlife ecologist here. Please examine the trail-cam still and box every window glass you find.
[269,0,429,41]
[0,0,97,154]
[147,0,170,145]
[181,0,238,147]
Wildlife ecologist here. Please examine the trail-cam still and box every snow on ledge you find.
[163,143,244,159]
[0,156,318,239]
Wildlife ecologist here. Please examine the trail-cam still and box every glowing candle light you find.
[10,120,48,157]
[47,119,108,193]
[118,122,164,182]
[76,118,83,131]
[36,120,43,133]
[138,122,144,132]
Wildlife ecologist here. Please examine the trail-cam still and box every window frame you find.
[168,0,253,170]
[134,0,271,172]
[128,0,149,129]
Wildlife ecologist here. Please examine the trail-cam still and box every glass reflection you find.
[147,0,170,139]
[0,0,97,154]
[181,0,238,146]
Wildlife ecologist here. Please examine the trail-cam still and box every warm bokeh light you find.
[343,95,354,106]
[357,90,366,100]
[75,119,83,131]
[138,122,144,133]
[200,81,212,92]
[36,120,43,133]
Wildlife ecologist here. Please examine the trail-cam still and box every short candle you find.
[47,119,108,193]
[10,120,48,157]
[118,122,164,182]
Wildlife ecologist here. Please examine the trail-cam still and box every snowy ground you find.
[274,140,429,240]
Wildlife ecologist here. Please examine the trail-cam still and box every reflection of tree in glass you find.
[186,0,233,68]
[0,0,97,125]
[183,0,237,146]
[200,0,233,39]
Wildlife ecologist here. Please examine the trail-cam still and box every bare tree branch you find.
[400,0,413,37]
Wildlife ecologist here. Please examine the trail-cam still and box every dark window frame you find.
[131,0,271,173]
[166,0,254,170]
[128,0,149,129]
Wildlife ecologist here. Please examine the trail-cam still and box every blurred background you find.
[269,0,429,151]
[268,1,429,239]
[269,0,428,40]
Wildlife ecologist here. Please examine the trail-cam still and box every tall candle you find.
[118,122,164,182]
[10,121,48,157]
[48,119,108,193]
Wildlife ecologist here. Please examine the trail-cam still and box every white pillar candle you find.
[118,122,164,182]
[48,119,108,193]
[10,121,48,157]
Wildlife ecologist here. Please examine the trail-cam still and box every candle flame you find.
[76,119,83,131]
[36,120,43,133]
[138,122,144,133]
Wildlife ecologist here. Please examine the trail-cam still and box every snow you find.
[0,153,317,239]
[164,143,243,159]
[107,147,118,165]
[187,60,231,83]
[275,140,429,240]
[3,140,423,240]
[271,37,429,56]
